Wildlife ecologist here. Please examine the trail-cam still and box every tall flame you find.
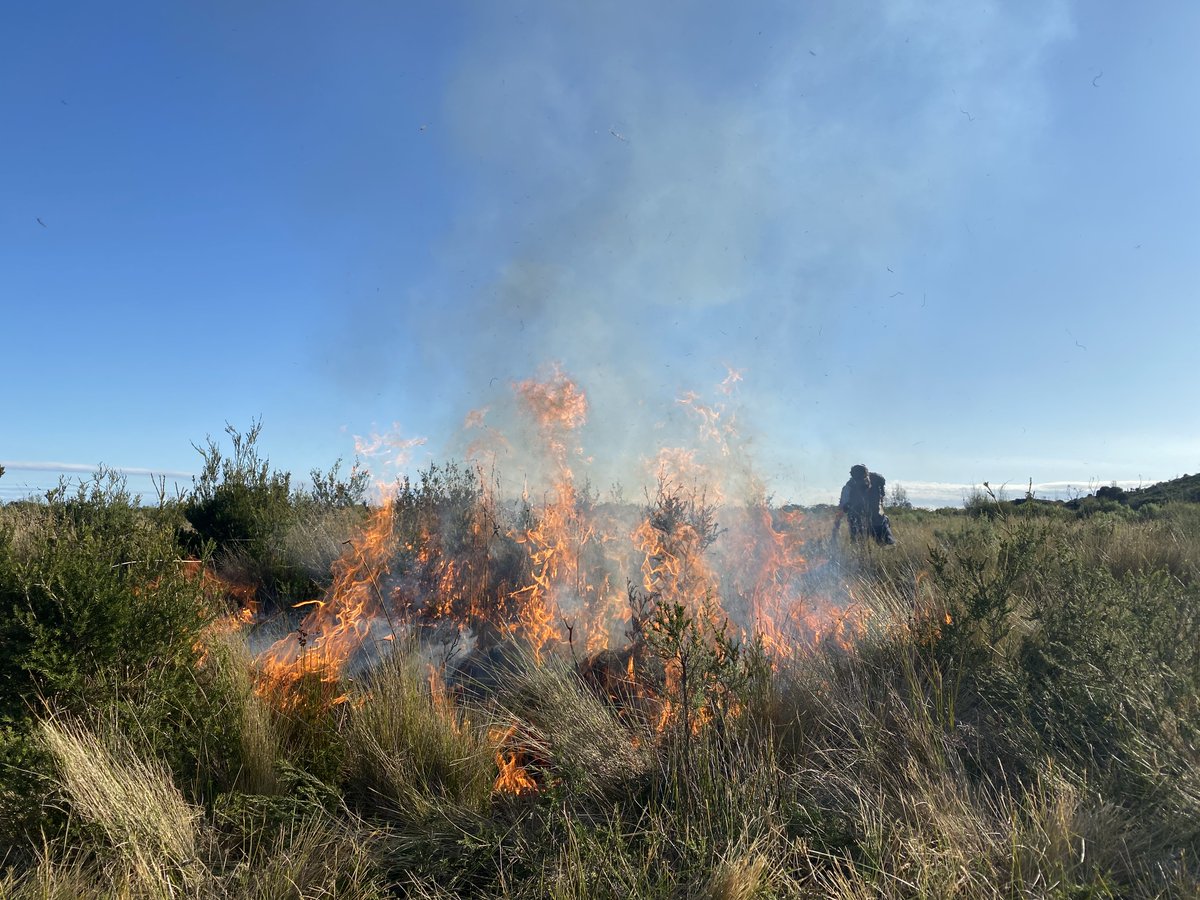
[235,365,871,721]
[720,504,808,658]
[633,474,725,629]
[259,500,396,692]
[506,366,608,657]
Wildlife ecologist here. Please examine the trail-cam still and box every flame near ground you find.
[239,366,868,794]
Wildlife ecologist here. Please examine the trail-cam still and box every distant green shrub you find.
[962,486,1003,519]
[183,421,299,598]
[1074,495,1136,520]
[886,481,913,510]
[1138,501,1162,520]
[306,457,370,510]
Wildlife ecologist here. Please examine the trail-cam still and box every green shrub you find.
[0,471,217,846]
[183,422,370,607]
[927,517,1047,655]
[1018,545,1200,808]
[920,512,1200,848]
[184,421,304,602]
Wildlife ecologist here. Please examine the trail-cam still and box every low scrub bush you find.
[0,472,217,846]
[184,422,369,607]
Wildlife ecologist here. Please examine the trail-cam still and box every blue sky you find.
[3,1,1197,507]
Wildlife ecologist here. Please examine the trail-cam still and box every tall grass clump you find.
[197,630,284,796]
[341,646,494,820]
[492,652,653,801]
[0,712,389,899]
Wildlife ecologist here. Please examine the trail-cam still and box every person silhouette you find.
[835,464,896,545]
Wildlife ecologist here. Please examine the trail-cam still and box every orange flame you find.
[244,365,877,716]
[505,366,624,657]
[720,504,808,659]
[676,390,736,458]
[258,500,397,694]
[632,479,725,628]
[490,724,537,796]
[188,560,259,664]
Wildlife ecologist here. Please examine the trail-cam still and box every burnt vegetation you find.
[1,433,1199,898]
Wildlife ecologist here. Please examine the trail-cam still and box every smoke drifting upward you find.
[387,1,1070,497]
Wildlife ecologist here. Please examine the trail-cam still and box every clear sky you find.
[3,1,1198,507]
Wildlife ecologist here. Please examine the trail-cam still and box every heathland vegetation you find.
[1,431,1198,898]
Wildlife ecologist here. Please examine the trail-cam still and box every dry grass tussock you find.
[703,849,769,900]
[0,815,387,900]
[491,652,655,800]
[35,715,206,898]
[0,714,387,900]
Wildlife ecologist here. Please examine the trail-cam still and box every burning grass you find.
[2,376,1199,897]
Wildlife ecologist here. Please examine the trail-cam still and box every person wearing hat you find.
[835,464,896,545]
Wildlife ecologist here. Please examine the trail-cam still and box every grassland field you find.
[1,454,1198,899]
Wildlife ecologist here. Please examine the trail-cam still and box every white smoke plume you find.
[353,1,1072,500]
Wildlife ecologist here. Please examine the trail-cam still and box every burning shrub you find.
[632,590,768,740]
[388,462,526,650]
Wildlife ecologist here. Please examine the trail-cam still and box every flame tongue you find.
[259,501,396,689]
[490,723,537,796]
[720,504,808,658]
[633,476,725,629]
[494,751,537,796]
[505,366,611,657]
